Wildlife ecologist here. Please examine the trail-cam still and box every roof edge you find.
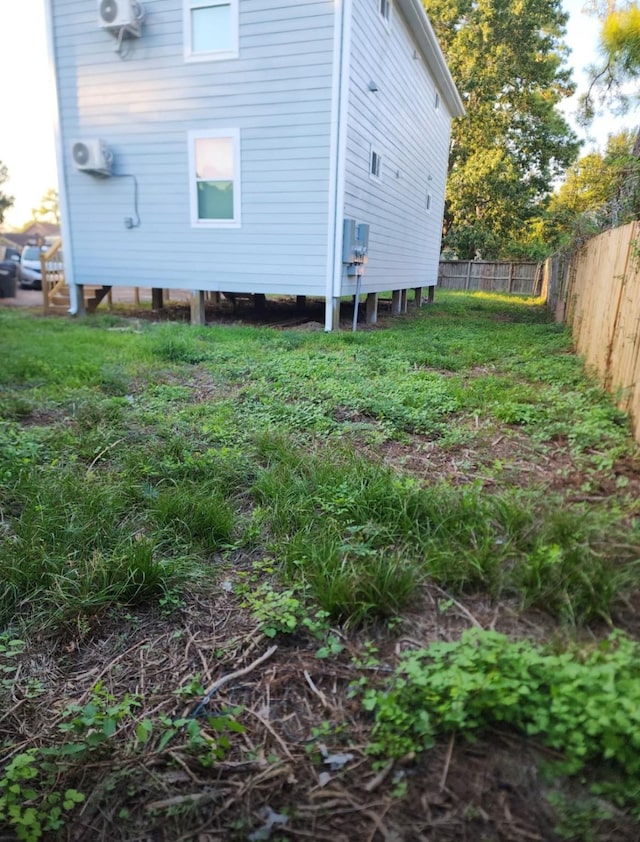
[397,0,465,118]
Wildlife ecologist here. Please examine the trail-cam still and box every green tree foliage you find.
[424,0,580,259]
[0,161,14,225]
[602,5,640,76]
[581,2,640,125]
[28,188,60,226]
[533,130,640,252]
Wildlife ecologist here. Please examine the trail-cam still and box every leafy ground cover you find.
[1,291,639,841]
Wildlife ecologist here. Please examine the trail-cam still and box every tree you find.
[580,3,640,132]
[539,130,640,250]
[424,0,580,259]
[29,188,60,226]
[602,5,640,76]
[0,161,14,225]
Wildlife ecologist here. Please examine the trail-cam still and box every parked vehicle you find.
[0,246,20,297]
[18,245,45,290]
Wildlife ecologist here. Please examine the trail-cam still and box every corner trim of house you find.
[325,0,352,331]
[43,0,77,314]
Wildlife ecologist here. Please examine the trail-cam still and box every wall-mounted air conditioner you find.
[71,140,113,177]
[98,0,142,37]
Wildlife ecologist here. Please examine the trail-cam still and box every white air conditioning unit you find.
[98,0,142,36]
[71,139,113,177]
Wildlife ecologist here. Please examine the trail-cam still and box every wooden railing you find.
[40,238,67,314]
[438,260,544,296]
[40,239,112,313]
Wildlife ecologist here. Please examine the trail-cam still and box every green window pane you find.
[192,5,232,53]
[198,180,234,220]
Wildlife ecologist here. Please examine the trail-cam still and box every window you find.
[434,91,440,111]
[425,192,432,212]
[188,129,241,227]
[370,149,382,179]
[379,0,391,23]
[22,246,44,261]
[184,0,238,62]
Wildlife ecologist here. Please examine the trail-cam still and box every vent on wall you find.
[98,0,143,37]
[71,140,114,177]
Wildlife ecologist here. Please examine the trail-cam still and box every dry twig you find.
[303,669,331,710]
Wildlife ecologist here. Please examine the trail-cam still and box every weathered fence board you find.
[438,261,543,296]
[549,221,640,442]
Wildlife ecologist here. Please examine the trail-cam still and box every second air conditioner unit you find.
[98,0,142,37]
[71,139,114,177]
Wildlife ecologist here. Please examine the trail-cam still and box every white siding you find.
[51,0,335,295]
[341,0,453,295]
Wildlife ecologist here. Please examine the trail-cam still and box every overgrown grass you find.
[0,463,193,629]
[0,292,638,633]
[2,293,640,841]
[252,434,639,624]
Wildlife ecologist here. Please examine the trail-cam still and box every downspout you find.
[325,0,352,331]
[43,0,78,314]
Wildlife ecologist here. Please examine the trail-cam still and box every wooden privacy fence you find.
[438,260,544,295]
[548,221,640,442]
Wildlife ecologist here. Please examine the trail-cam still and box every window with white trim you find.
[379,0,391,23]
[426,192,432,212]
[370,149,382,179]
[188,129,241,227]
[434,91,440,111]
[184,0,238,62]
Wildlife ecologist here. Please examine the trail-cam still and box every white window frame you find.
[184,0,239,63]
[425,191,432,212]
[188,128,241,228]
[379,0,392,26]
[434,90,440,111]
[370,147,382,180]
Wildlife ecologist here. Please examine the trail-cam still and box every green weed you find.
[0,750,85,842]
[363,630,640,814]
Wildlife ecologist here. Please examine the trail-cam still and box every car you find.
[0,246,20,297]
[18,245,46,290]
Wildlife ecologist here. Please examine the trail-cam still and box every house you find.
[2,223,62,250]
[45,0,464,329]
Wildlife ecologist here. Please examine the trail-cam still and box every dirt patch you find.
[375,423,571,492]
[5,580,638,842]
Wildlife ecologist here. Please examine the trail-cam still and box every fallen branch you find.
[363,758,394,793]
[189,644,278,719]
[304,669,331,710]
[439,732,455,792]
[145,790,219,813]
[431,585,483,629]
[244,706,294,760]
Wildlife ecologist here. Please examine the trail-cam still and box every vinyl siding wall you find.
[51,0,335,295]
[341,0,452,295]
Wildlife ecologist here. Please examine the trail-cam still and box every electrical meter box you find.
[342,218,370,265]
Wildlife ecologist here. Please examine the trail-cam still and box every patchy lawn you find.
[1,291,639,841]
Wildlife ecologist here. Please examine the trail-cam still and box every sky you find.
[0,0,636,229]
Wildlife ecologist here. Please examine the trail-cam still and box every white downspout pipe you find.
[325,0,352,331]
